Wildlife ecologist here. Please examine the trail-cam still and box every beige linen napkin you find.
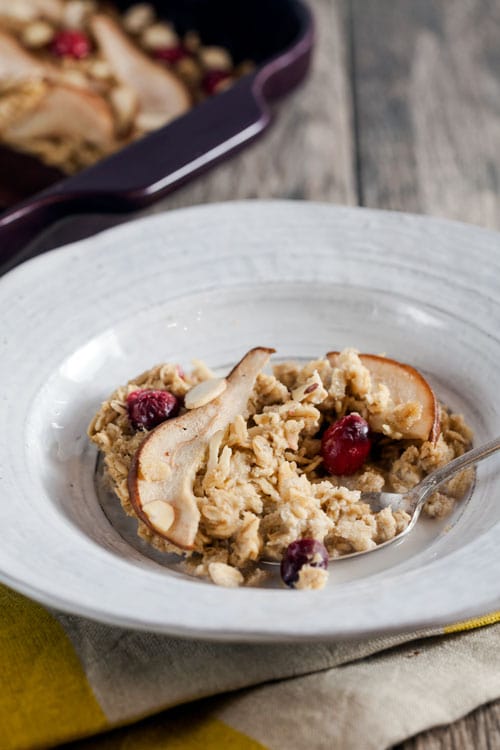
[4,579,498,750]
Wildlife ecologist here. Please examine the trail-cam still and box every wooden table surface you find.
[28,1,500,747]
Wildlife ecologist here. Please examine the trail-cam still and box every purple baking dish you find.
[0,0,314,271]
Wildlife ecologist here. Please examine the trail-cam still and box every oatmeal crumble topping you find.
[88,348,473,590]
[0,1,255,174]
[295,565,329,591]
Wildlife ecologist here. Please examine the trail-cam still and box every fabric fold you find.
[1,584,500,750]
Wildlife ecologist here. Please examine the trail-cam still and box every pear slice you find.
[2,82,115,146]
[326,352,440,442]
[0,29,53,81]
[90,14,191,130]
[0,29,95,91]
[128,347,275,550]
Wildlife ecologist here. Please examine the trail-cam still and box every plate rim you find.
[1,199,499,641]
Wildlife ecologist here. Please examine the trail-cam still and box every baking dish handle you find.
[0,76,273,272]
[0,0,314,274]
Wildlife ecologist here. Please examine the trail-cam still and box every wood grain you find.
[31,0,355,255]
[161,0,356,207]
[351,0,500,228]
[24,0,500,747]
[397,701,500,750]
[354,3,500,745]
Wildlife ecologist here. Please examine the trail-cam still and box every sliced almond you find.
[140,22,178,51]
[122,3,156,35]
[22,21,55,49]
[208,562,244,588]
[184,378,227,410]
[199,46,232,72]
[142,500,175,535]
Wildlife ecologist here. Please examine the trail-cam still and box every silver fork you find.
[341,435,500,559]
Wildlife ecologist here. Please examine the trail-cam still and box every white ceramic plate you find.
[1,201,499,641]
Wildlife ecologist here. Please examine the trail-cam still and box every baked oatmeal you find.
[0,1,253,173]
[88,348,473,590]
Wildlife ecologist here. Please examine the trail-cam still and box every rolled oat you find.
[88,348,473,591]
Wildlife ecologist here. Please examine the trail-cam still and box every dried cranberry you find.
[154,46,187,63]
[51,29,92,59]
[281,539,329,588]
[127,389,180,431]
[321,413,371,475]
[202,69,231,95]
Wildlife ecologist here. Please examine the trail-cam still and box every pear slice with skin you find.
[128,347,275,550]
[0,29,55,81]
[326,352,440,442]
[2,82,115,146]
[0,29,95,91]
[90,14,191,130]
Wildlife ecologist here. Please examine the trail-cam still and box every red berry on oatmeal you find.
[321,413,372,476]
[51,30,92,58]
[126,389,180,431]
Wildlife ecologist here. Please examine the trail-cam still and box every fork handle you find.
[418,435,500,502]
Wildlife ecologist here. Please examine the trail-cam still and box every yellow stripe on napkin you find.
[0,585,107,750]
[444,611,500,634]
[157,717,267,750]
[65,708,268,749]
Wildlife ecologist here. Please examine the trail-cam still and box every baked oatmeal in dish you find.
[88,348,474,591]
[0,1,253,173]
